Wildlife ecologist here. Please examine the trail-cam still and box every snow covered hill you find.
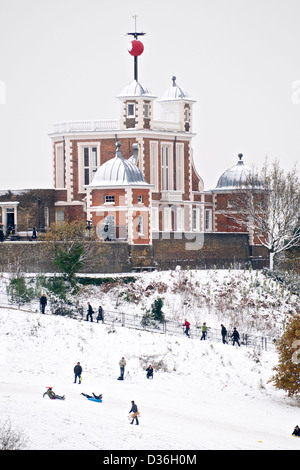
[1,269,300,450]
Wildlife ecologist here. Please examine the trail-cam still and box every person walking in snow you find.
[118,357,126,380]
[221,324,228,344]
[97,306,104,323]
[146,365,154,379]
[74,362,82,384]
[86,302,94,322]
[183,319,190,337]
[129,400,139,425]
[43,387,65,400]
[201,322,207,340]
[231,327,241,347]
[40,294,47,314]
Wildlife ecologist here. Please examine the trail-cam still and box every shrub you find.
[269,313,300,396]
[0,418,30,450]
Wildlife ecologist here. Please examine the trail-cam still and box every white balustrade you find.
[53,120,120,134]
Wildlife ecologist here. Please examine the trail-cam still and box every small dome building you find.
[157,76,195,132]
[212,154,252,234]
[86,142,152,245]
[215,154,251,190]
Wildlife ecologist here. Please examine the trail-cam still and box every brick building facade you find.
[0,35,268,268]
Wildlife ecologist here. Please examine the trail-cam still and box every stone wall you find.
[152,232,251,270]
[0,232,267,274]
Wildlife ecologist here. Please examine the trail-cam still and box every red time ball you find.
[128,40,144,57]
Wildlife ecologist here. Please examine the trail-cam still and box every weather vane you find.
[127,15,146,82]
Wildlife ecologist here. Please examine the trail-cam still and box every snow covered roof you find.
[117,80,156,100]
[88,142,151,188]
[158,76,195,103]
[215,154,252,190]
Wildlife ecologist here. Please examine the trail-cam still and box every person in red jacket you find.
[183,319,190,337]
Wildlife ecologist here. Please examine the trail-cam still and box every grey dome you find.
[158,76,195,102]
[216,154,251,190]
[117,80,156,99]
[88,142,149,188]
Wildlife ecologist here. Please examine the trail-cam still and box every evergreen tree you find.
[151,297,164,323]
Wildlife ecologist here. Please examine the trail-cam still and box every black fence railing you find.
[0,293,278,352]
[78,307,278,352]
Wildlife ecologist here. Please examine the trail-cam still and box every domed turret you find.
[215,154,251,190]
[156,76,195,132]
[88,142,148,188]
[117,80,156,100]
[158,76,195,103]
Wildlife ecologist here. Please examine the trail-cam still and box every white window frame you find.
[152,207,159,231]
[161,143,173,191]
[138,215,144,235]
[78,142,100,192]
[176,207,184,232]
[150,141,159,192]
[105,195,115,204]
[175,143,184,192]
[55,210,65,224]
[127,103,135,118]
[44,207,49,228]
[163,206,172,232]
[193,208,200,231]
[55,143,65,189]
[184,107,190,122]
[144,103,150,118]
[205,209,212,231]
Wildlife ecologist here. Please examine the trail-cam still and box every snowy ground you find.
[1,269,300,451]
[1,307,300,451]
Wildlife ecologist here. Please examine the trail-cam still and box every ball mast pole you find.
[127,15,146,82]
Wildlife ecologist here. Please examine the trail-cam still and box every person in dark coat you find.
[74,362,82,383]
[86,302,94,322]
[97,306,104,323]
[40,294,47,314]
[81,392,102,401]
[129,400,139,425]
[221,324,228,344]
[231,327,241,347]
[292,425,300,436]
[146,365,153,379]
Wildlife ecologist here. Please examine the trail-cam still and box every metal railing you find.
[78,307,278,352]
[0,291,278,352]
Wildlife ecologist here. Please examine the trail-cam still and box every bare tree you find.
[229,159,300,271]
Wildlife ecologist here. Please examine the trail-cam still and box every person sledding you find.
[43,387,65,400]
[292,425,300,437]
[81,392,102,401]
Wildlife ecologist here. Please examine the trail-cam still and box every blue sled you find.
[87,397,102,403]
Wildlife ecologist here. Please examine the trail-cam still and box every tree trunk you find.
[269,251,275,271]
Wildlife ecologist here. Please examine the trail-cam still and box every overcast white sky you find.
[0,0,299,191]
